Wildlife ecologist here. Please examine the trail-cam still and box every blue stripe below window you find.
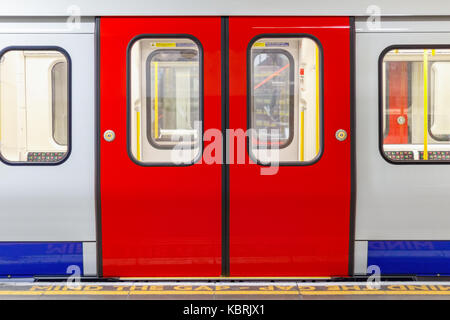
[368,241,450,275]
[0,242,83,277]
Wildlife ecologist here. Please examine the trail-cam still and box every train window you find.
[380,47,450,163]
[129,37,202,165]
[0,48,70,164]
[249,37,322,165]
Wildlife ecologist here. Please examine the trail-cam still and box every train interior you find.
[382,49,450,161]
[0,50,68,163]
[129,37,320,164]
[129,38,201,164]
[250,37,320,164]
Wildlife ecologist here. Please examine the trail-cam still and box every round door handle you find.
[335,129,347,141]
[397,116,406,125]
[104,130,116,142]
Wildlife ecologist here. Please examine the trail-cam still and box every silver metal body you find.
[0,0,449,16]
[354,17,450,272]
[0,18,97,276]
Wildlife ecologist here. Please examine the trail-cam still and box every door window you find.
[129,37,202,165]
[249,37,322,165]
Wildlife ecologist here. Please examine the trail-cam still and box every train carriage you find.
[0,0,450,279]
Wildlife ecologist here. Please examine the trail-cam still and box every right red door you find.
[228,17,352,276]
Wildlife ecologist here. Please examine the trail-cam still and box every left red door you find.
[99,17,222,277]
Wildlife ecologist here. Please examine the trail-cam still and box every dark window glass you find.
[251,50,294,148]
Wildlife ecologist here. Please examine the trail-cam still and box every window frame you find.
[378,44,450,165]
[247,34,324,166]
[145,48,201,150]
[0,46,72,166]
[126,34,204,167]
[251,48,295,150]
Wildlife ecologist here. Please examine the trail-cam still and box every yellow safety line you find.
[423,50,428,160]
[3,289,450,296]
[154,61,159,139]
[0,290,300,296]
[136,111,141,161]
[0,291,43,296]
[299,290,450,295]
[315,46,320,155]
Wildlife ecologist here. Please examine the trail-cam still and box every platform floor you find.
[1,281,450,299]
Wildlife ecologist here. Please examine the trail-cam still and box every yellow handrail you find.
[154,61,159,139]
[136,110,141,161]
[423,50,428,160]
[300,107,305,161]
[315,46,320,156]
